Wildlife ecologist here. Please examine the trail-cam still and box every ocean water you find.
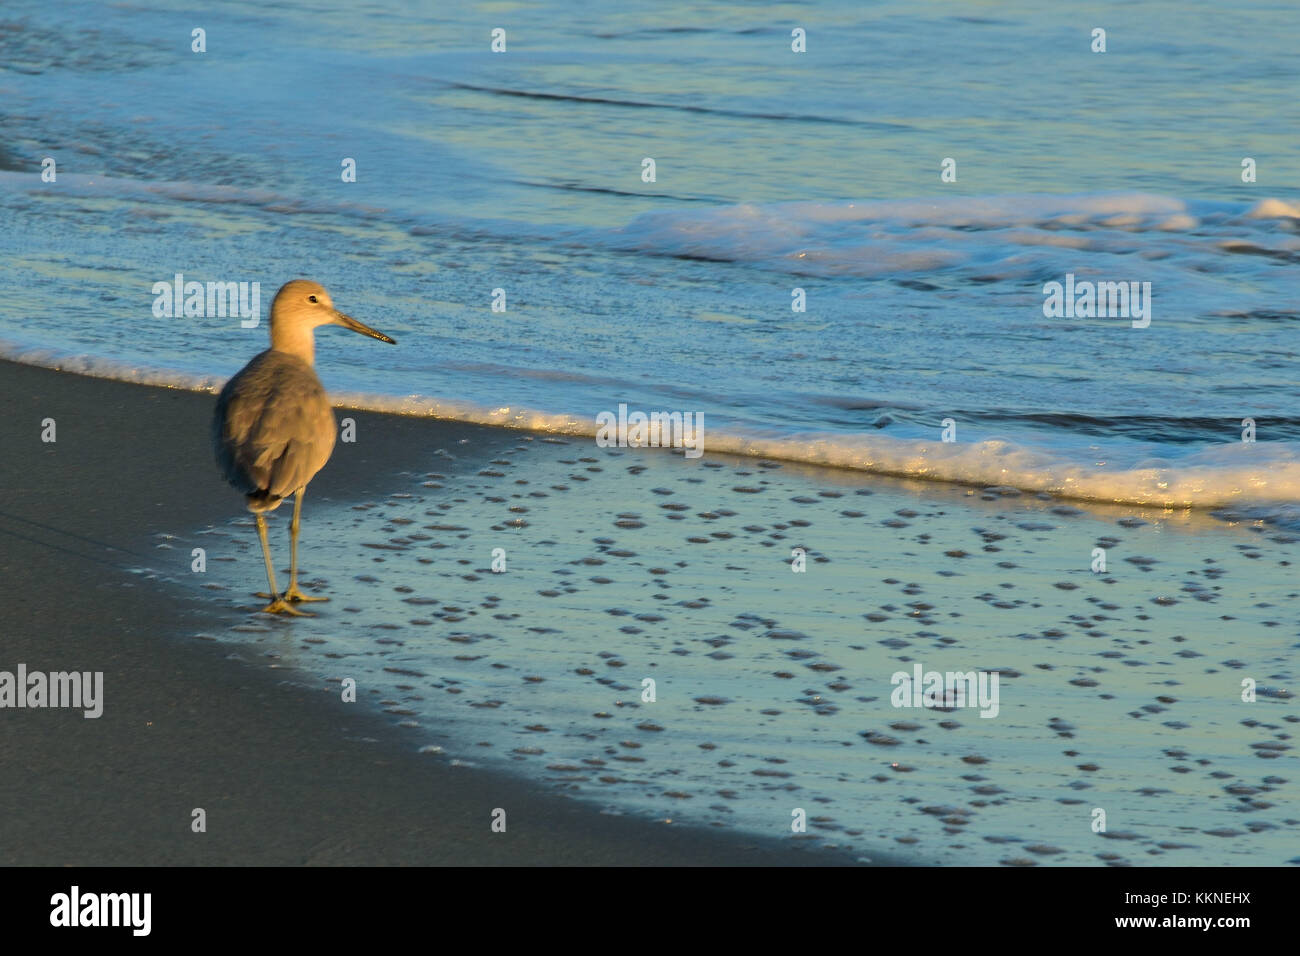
[3,1,1298,863]
[2,0,1299,512]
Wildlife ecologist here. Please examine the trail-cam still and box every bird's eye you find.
[308,295,318,303]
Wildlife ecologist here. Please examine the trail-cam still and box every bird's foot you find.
[255,588,328,604]
[258,595,314,617]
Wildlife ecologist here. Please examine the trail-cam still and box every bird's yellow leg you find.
[256,512,310,617]
[285,487,328,603]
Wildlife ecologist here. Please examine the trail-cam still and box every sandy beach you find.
[4,357,1294,866]
[0,358,885,865]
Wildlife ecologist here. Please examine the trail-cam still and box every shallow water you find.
[150,434,1297,865]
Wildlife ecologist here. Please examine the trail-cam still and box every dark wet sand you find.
[0,358,889,865]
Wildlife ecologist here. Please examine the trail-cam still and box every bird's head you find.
[269,279,396,361]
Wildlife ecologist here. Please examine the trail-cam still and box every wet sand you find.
[0,358,881,865]
[4,357,1294,866]
[159,417,1298,865]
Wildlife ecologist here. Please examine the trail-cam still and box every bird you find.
[213,279,396,616]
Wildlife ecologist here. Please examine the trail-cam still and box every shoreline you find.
[0,358,890,865]
[3,341,1295,518]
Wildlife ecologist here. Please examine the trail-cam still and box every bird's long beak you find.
[335,310,397,345]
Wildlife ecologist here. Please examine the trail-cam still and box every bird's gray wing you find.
[213,352,337,500]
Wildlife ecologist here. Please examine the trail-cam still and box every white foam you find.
[0,337,227,392]
[5,338,1293,516]
[614,192,1298,276]
[698,431,1300,511]
[1246,198,1300,219]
